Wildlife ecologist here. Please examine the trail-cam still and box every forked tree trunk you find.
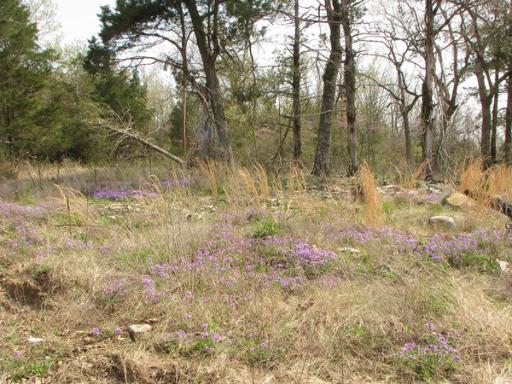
[184,0,234,168]
[312,0,342,176]
[292,0,302,162]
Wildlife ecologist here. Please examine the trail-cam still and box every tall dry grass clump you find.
[197,160,222,199]
[360,162,383,227]
[399,161,427,189]
[487,164,512,200]
[460,158,486,194]
[286,165,306,194]
[459,159,512,200]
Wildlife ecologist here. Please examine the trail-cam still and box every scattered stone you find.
[27,336,45,345]
[428,216,455,229]
[337,247,361,254]
[497,260,510,273]
[494,377,512,384]
[128,324,152,341]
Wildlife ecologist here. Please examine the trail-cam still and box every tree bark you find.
[341,0,358,176]
[475,64,493,166]
[506,66,512,165]
[292,0,302,162]
[490,68,499,164]
[179,3,188,156]
[312,0,342,176]
[184,0,234,168]
[421,0,436,179]
[402,108,413,167]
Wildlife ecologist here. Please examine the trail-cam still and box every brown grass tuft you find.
[487,164,512,200]
[460,158,486,195]
[402,161,427,189]
[360,162,383,227]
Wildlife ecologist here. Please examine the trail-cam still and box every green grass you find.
[250,216,281,238]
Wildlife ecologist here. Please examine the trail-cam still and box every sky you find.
[54,0,116,45]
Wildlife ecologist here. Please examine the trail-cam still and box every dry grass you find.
[360,162,383,227]
[1,162,511,383]
[401,161,427,190]
[487,164,512,200]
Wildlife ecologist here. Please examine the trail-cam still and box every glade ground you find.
[0,163,511,383]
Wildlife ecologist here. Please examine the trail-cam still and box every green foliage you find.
[84,38,151,133]
[251,217,280,238]
[448,252,499,274]
[10,357,54,380]
[0,0,54,159]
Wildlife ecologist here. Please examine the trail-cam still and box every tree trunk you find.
[181,86,187,155]
[292,0,302,162]
[490,69,499,164]
[184,0,234,168]
[402,109,413,167]
[475,65,492,166]
[312,0,342,176]
[341,0,358,176]
[421,0,435,179]
[179,3,188,157]
[506,67,512,165]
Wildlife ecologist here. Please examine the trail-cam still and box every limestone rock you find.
[337,247,361,254]
[445,191,475,208]
[28,336,45,345]
[497,260,510,272]
[128,324,152,341]
[428,216,455,229]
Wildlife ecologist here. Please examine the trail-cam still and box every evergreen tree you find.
[84,37,151,132]
[0,0,53,159]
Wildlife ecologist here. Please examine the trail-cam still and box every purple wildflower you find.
[177,330,187,339]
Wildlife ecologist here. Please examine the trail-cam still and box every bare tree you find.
[183,0,234,167]
[312,0,343,176]
[292,0,302,162]
[341,0,361,175]
[433,8,470,170]
[507,64,512,165]
[368,4,422,167]
[461,2,510,167]
[420,0,440,179]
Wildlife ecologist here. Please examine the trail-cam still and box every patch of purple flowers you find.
[142,275,160,303]
[290,240,338,267]
[400,323,460,362]
[423,228,507,261]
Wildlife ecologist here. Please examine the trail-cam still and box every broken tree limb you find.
[96,109,185,166]
[105,125,185,166]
